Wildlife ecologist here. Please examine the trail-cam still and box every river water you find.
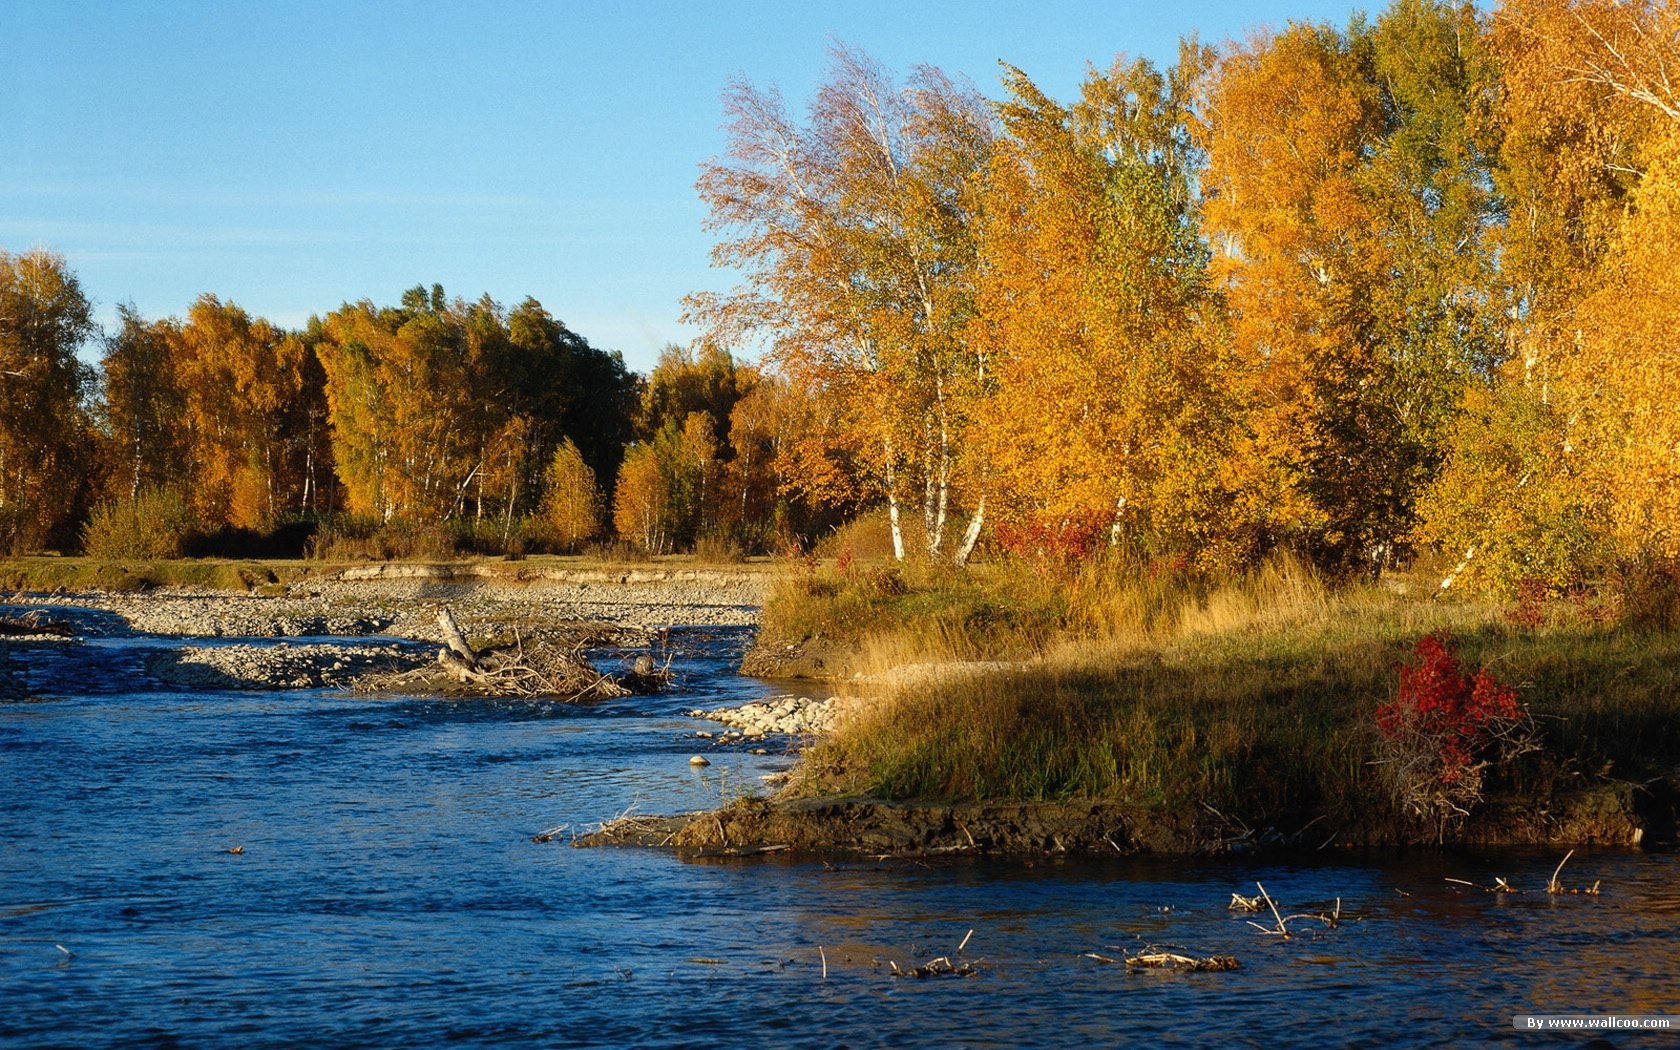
[2,620,1677,1047]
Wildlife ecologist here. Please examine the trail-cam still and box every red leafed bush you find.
[992,509,1111,565]
[1374,632,1538,839]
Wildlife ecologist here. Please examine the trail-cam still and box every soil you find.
[576,778,1679,859]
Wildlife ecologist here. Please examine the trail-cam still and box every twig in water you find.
[1094,945,1240,972]
[957,929,974,954]
[820,945,828,980]
[1546,849,1601,896]
[1547,849,1575,895]
[1246,881,1291,938]
[889,956,976,979]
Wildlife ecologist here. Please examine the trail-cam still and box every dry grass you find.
[779,554,1680,824]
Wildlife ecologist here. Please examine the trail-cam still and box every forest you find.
[2,0,1675,599]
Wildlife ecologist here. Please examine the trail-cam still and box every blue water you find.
[2,621,1678,1047]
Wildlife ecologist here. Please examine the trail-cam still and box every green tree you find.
[98,304,189,504]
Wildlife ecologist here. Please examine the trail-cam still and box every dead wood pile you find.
[359,606,671,701]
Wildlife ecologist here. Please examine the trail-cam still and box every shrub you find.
[1374,632,1538,840]
[693,533,746,564]
[80,488,198,559]
[307,517,457,561]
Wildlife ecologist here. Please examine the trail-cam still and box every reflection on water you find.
[1,626,1676,1047]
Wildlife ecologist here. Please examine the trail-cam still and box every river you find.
[2,621,1677,1047]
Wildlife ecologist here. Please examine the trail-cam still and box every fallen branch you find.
[1087,946,1240,973]
[889,929,980,979]
[358,605,647,702]
[889,956,976,979]
[1547,849,1602,896]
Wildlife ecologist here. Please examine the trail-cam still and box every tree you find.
[1417,0,1676,589]
[612,442,672,553]
[541,437,602,550]
[98,304,189,504]
[0,249,97,552]
[974,51,1239,565]
[637,341,751,445]
[172,295,316,529]
[1197,4,1504,572]
[686,45,995,561]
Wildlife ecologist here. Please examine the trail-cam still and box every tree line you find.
[687,0,1680,593]
[0,262,832,558]
[5,0,1676,593]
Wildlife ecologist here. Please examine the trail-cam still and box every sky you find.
[4,0,1375,373]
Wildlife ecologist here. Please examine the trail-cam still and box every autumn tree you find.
[686,45,995,561]
[974,50,1246,565]
[637,341,751,444]
[172,295,320,529]
[542,437,602,550]
[314,287,636,540]
[612,442,672,552]
[98,304,189,504]
[1416,0,1674,588]
[1199,3,1504,572]
[0,248,96,552]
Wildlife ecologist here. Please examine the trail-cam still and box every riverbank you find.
[669,555,1680,856]
[0,558,769,692]
[577,778,1667,857]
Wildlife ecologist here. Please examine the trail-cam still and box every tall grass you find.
[773,552,1680,824]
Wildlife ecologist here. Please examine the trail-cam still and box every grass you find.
[771,553,1680,835]
[0,556,289,593]
[0,551,778,595]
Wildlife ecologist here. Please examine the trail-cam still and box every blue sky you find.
[4,0,1372,372]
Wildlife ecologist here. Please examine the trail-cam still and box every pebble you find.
[689,755,711,767]
[688,694,839,736]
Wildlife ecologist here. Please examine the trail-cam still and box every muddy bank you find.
[577,777,1680,858]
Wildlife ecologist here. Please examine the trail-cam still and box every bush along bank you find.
[683,557,1680,857]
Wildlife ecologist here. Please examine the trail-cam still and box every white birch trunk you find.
[885,439,905,561]
[954,493,986,568]
[930,376,950,556]
[1437,546,1475,595]
[1108,496,1128,548]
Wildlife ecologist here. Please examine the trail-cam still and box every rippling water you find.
[2,619,1677,1047]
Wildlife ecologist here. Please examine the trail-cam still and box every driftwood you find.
[357,605,672,702]
[0,610,76,638]
[1085,948,1240,973]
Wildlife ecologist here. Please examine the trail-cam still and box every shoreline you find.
[576,779,1676,859]
[10,561,1680,856]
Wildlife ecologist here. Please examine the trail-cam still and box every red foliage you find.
[1375,633,1532,823]
[835,541,856,577]
[992,509,1110,564]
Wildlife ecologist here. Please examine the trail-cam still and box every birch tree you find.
[685,45,994,561]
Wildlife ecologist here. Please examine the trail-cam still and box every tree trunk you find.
[885,438,905,561]
[954,493,986,568]
[437,606,479,668]
[1108,496,1129,548]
